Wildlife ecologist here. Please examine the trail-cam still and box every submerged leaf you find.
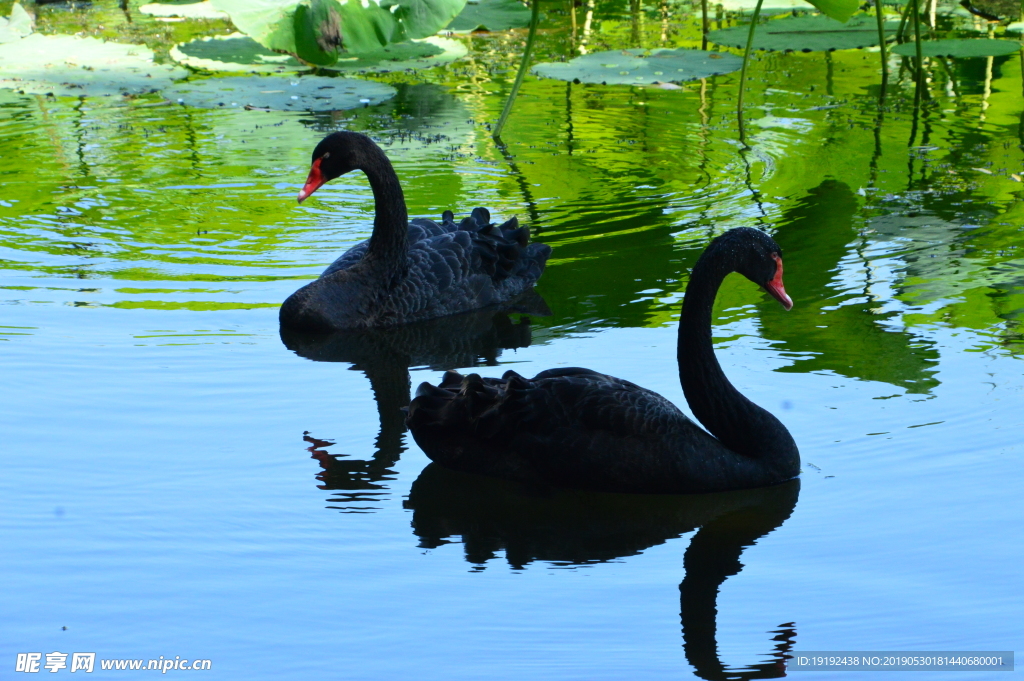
[532,48,743,85]
[0,33,186,97]
[163,74,396,110]
[170,33,464,73]
[891,39,1020,58]
[708,15,899,52]
[446,0,531,32]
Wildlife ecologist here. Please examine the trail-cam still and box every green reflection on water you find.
[2,1,1024,396]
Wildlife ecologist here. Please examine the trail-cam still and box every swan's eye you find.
[322,152,330,160]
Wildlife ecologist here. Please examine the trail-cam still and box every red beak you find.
[297,157,326,204]
[765,253,793,311]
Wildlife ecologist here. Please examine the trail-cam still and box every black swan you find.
[280,131,551,332]
[405,227,800,494]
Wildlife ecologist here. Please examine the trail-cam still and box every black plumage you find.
[280,132,550,332]
[406,227,801,494]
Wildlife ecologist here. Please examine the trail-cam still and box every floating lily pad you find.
[715,0,817,14]
[139,1,229,19]
[0,3,34,44]
[210,0,466,61]
[708,15,900,52]
[446,0,531,32]
[329,37,467,72]
[171,33,304,72]
[532,49,743,85]
[163,75,396,110]
[171,34,465,73]
[724,0,859,19]
[803,0,859,22]
[0,34,187,97]
[891,38,1020,58]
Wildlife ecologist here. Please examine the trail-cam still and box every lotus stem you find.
[493,0,543,139]
[912,0,924,110]
[570,0,577,47]
[874,0,888,100]
[737,0,764,146]
[701,0,709,50]
[896,0,913,41]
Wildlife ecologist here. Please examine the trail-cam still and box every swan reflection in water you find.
[281,293,549,511]
[405,464,800,680]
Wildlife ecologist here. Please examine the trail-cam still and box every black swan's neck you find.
[360,146,408,270]
[678,243,798,466]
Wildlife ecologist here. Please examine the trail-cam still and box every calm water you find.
[2,9,1023,679]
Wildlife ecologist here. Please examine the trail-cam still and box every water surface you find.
[2,10,1022,679]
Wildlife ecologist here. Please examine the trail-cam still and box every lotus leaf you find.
[163,75,396,110]
[327,37,467,72]
[891,39,1020,58]
[532,49,743,85]
[446,0,531,32]
[0,34,187,97]
[0,3,34,44]
[171,33,305,71]
[802,0,859,22]
[716,0,817,15]
[170,34,464,73]
[708,15,900,52]
[293,0,343,65]
[138,2,230,19]
[211,0,466,61]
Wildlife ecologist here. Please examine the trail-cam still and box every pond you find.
[2,2,1022,678]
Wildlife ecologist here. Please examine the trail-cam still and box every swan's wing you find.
[417,368,688,439]
[407,369,761,493]
[317,210,534,280]
[409,214,547,285]
[408,217,453,242]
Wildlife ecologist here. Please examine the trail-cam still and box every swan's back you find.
[406,368,761,494]
[281,208,550,331]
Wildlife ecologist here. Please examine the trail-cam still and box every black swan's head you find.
[716,227,793,311]
[297,132,381,203]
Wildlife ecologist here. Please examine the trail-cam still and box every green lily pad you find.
[0,3,34,44]
[138,1,230,19]
[329,37,467,72]
[163,74,396,110]
[210,0,466,61]
[170,34,464,73]
[708,15,900,52]
[891,39,1020,58]
[803,0,859,22]
[446,0,531,32]
[532,48,743,85]
[171,33,304,71]
[715,0,818,15]
[0,34,187,97]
